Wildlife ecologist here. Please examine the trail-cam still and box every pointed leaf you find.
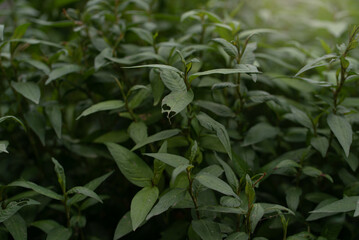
[197,112,232,160]
[130,186,159,231]
[0,199,40,223]
[46,226,72,240]
[310,136,329,158]
[160,69,187,92]
[144,153,189,168]
[131,129,181,151]
[46,105,62,138]
[327,113,352,157]
[250,204,264,233]
[195,173,237,198]
[212,38,238,58]
[106,143,153,187]
[52,158,66,192]
[4,214,27,240]
[114,212,132,240]
[192,219,222,240]
[161,91,194,120]
[310,196,359,214]
[8,181,62,200]
[67,186,103,203]
[11,81,41,104]
[77,100,125,119]
[46,64,81,85]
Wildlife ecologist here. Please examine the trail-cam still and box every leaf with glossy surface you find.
[106,143,153,187]
[131,129,181,151]
[197,112,232,160]
[11,81,41,104]
[77,100,125,119]
[327,113,352,157]
[131,186,159,231]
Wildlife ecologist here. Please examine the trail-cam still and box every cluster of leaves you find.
[0,0,359,239]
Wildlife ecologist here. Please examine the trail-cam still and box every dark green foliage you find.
[0,0,359,239]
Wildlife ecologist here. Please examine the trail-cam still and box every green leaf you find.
[24,110,46,145]
[0,116,26,130]
[52,158,66,192]
[11,81,41,104]
[327,113,352,157]
[130,186,159,231]
[149,68,164,106]
[286,187,302,211]
[197,112,232,160]
[106,143,153,187]
[250,204,264,233]
[67,186,103,203]
[0,141,9,154]
[77,100,125,119]
[31,220,61,234]
[11,23,30,40]
[191,219,222,240]
[245,175,255,205]
[4,214,27,240]
[46,64,81,85]
[197,205,246,214]
[114,211,132,240]
[354,199,359,217]
[144,153,189,168]
[195,173,237,198]
[242,122,279,146]
[215,154,239,193]
[46,226,72,240]
[284,107,313,130]
[309,196,359,214]
[129,27,153,45]
[212,38,238,58]
[161,91,194,121]
[95,48,112,71]
[123,64,183,75]
[160,69,187,92]
[302,166,333,183]
[131,129,181,151]
[147,188,187,220]
[227,232,249,240]
[45,105,62,138]
[310,136,329,158]
[128,121,148,144]
[0,199,40,223]
[8,181,62,200]
[238,28,277,39]
[194,100,235,118]
[211,82,238,90]
[189,65,260,82]
[295,54,337,77]
[22,58,50,74]
[106,52,165,65]
[0,25,4,41]
[68,171,113,205]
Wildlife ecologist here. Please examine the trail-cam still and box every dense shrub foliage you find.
[1,0,359,239]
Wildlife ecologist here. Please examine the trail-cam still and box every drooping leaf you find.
[8,181,62,200]
[0,116,26,130]
[106,52,165,65]
[0,199,40,223]
[11,81,41,104]
[194,100,235,117]
[106,143,153,187]
[197,112,232,160]
[327,113,352,157]
[310,136,329,158]
[286,187,302,211]
[77,100,125,119]
[45,105,62,138]
[123,64,183,74]
[24,110,46,145]
[131,129,181,151]
[215,154,239,193]
[295,54,337,77]
[309,196,359,214]
[130,186,159,231]
[4,214,27,240]
[129,27,153,45]
[67,186,103,203]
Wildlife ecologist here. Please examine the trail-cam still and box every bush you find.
[0,0,359,239]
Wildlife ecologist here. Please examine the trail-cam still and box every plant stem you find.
[186,167,200,219]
